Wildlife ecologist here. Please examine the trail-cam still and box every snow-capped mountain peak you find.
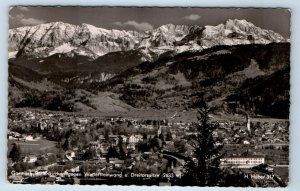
[198,19,286,48]
[8,19,287,59]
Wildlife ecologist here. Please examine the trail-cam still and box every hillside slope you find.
[96,43,290,118]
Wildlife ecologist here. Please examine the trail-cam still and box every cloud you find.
[114,20,153,31]
[113,21,122,26]
[19,7,29,11]
[15,13,25,19]
[9,13,21,19]
[20,18,45,26]
[10,12,45,26]
[184,14,201,21]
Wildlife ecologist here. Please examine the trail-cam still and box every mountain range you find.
[8,19,290,119]
[9,19,286,60]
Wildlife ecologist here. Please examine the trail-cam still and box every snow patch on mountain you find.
[176,43,203,54]
[48,43,76,56]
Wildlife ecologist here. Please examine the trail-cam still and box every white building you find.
[78,118,88,124]
[128,134,143,144]
[127,143,135,151]
[221,156,264,168]
[65,151,75,161]
[120,135,127,143]
[243,140,251,145]
[24,135,34,141]
[23,155,37,163]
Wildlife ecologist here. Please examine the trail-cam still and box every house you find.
[78,118,88,124]
[65,151,75,161]
[127,143,135,151]
[212,131,218,137]
[26,112,35,120]
[39,121,47,130]
[35,169,48,176]
[171,134,177,139]
[99,143,109,156]
[9,131,21,138]
[109,158,125,168]
[24,135,34,141]
[7,158,15,167]
[74,124,85,130]
[130,153,140,159]
[128,134,143,144]
[98,135,105,142]
[135,134,143,141]
[89,141,100,149]
[120,135,127,143]
[68,166,80,173]
[8,135,15,140]
[243,140,250,145]
[265,129,273,135]
[23,155,37,163]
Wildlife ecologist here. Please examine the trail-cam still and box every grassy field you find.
[12,107,289,124]
[7,139,57,155]
[90,108,199,122]
[93,109,289,124]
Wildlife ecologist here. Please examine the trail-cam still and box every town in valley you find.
[7,108,289,186]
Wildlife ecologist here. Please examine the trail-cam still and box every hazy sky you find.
[9,7,291,38]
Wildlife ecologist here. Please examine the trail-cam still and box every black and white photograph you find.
[7,7,290,187]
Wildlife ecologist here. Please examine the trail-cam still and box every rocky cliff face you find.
[9,19,287,59]
[201,19,285,47]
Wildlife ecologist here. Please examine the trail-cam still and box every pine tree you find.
[62,137,71,151]
[182,101,223,186]
[9,143,21,162]
[118,136,126,159]
[82,147,96,160]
